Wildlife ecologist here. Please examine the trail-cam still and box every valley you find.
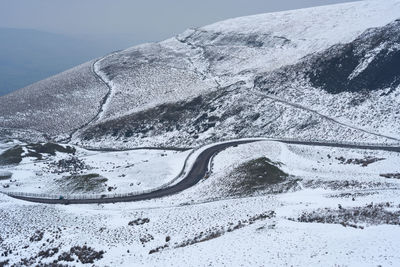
[1,0,400,266]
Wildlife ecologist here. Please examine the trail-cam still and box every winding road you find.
[5,139,400,205]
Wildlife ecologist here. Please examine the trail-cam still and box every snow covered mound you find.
[1,0,400,147]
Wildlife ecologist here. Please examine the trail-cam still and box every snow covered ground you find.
[1,140,399,266]
[0,141,191,196]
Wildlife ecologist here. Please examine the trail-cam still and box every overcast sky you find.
[1,0,361,49]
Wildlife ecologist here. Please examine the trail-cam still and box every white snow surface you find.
[1,140,400,266]
[0,142,190,196]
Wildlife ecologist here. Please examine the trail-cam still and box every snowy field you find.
[1,140,399,266]
[0,141,191,196]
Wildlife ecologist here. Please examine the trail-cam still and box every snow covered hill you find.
[1,2,400,264]
[1,0,400,147]
[0,61,108,140]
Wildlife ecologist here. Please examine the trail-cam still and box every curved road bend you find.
[7,139,400,205]
[9,140,257,205]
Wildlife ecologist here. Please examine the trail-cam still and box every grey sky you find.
[1,0,361,49]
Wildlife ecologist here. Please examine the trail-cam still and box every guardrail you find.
[2,184,174,200]
[267,137,400,147]
[2,137,399,201]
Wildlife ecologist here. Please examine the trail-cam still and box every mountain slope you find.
[1,0,400,147]
[0,61,108,139]
[255,20,400,140]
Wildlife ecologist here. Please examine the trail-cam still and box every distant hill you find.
[0,28,113,96]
